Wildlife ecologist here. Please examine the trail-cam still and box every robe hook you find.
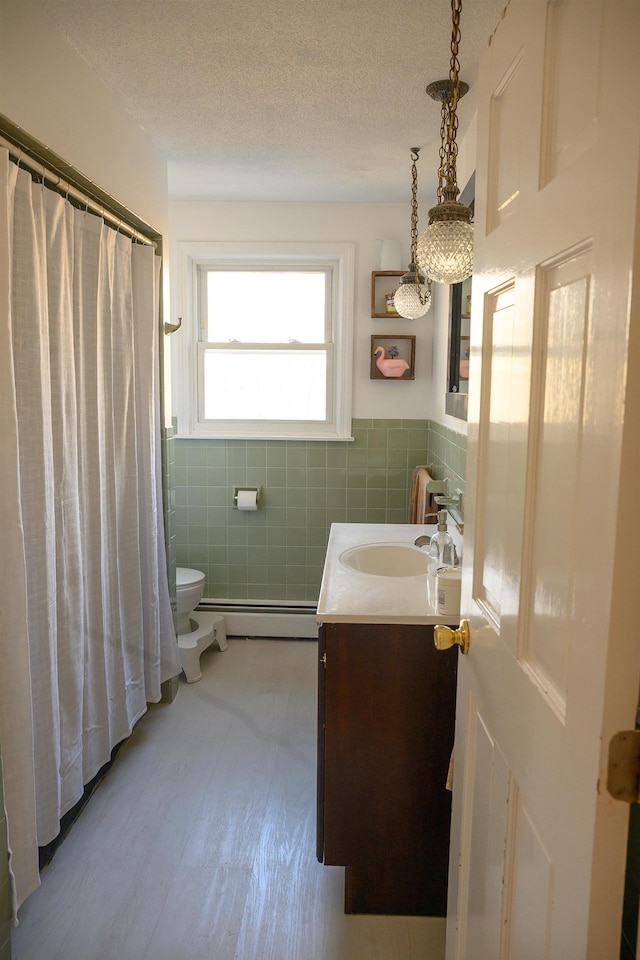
[164,317,182,336]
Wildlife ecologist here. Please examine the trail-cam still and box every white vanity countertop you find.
[316,522,460,625]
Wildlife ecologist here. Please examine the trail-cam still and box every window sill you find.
[175,429,355,442]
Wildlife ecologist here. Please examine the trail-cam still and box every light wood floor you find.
[11,639,446,960]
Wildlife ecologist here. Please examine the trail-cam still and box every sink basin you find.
[338,542,430,578]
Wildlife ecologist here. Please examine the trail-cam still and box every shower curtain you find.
[0,148,180,912]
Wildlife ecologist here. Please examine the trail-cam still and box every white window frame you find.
[172,241,355,440]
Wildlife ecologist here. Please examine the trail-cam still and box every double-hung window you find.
[173,241,354,440]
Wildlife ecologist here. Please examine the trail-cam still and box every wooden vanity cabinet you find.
[316,621,457,916]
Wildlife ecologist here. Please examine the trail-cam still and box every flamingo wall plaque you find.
[370,336,416,380]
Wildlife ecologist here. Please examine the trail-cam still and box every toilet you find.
[175,567,227,683]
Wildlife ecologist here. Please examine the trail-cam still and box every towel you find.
[408,465,434,524]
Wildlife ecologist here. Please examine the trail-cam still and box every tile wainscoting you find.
[169,419,466,605]
[426,420,467,511]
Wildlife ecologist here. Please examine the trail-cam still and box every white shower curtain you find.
[0,149,180,912]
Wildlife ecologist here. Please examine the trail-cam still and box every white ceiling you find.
[37,0,506,202]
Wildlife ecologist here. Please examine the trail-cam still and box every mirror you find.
[446,274,471,420]
[445,174,474,422]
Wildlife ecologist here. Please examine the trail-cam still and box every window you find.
[173,242,355,440]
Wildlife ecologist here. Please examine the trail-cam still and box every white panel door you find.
[446,1,640,957]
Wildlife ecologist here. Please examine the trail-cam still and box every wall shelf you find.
[370,271,405,318]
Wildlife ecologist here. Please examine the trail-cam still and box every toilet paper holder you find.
[233,486,261,509]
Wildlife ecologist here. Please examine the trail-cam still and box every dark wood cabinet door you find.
[317,621,457,916]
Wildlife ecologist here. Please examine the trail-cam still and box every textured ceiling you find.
[36,0,506,202]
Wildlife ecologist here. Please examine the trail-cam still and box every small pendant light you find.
[393,149,432,320]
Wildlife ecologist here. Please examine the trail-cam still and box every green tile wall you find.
[0,761,12,960]
[172,419,436,603]
[427,420,467,506]
[162,422,177,601]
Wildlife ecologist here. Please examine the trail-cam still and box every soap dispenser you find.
[427,510,456,570]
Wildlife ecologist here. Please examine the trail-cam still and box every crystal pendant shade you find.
[393,273,431,320]
[416,218,474,285]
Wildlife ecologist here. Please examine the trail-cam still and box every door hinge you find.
[607,731,640,803]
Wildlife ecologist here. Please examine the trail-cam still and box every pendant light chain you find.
[408,150,430,307]
[409,150,420,260]
[437,100,448,204]
[444,0,462,202]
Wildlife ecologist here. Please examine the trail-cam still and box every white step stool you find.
[177,611,227,683]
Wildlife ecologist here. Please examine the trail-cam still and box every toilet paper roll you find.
[237,489,258,511]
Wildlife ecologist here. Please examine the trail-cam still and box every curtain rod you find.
[0,133,155,247]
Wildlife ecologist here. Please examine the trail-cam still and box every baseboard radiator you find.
[198,599,319,639]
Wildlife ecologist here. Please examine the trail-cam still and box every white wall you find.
[0,0,168,237]
[170,200,436,420]
[0,0,477,430]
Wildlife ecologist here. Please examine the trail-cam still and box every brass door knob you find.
[434,619,470,655]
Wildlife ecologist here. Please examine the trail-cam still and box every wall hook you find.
[164,316,182,336]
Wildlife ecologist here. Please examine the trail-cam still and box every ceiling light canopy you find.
[416,0,474,285]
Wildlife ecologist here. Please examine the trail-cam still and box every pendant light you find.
[393,149,432,320]
[416,0,474,285]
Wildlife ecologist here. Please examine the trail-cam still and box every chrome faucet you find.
[414,512,439,548]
